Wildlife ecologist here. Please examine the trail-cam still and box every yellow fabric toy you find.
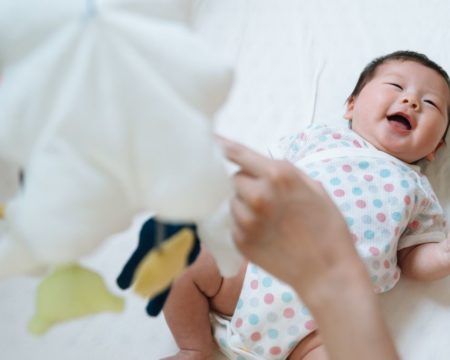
[28,264,124,335]
[132,227,195,298]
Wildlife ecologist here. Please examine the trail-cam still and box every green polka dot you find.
[362,215,372,224]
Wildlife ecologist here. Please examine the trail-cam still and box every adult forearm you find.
[302,261,399,360]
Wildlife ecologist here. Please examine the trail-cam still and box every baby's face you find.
[345,60,450,163]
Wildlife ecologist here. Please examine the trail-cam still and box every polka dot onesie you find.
[213,124,447,359]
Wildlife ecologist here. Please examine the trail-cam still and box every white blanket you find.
[2,0,450,359]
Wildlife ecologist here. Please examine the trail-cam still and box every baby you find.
[162,51,450,360]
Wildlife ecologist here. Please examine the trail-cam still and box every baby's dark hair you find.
[347,50,450,140]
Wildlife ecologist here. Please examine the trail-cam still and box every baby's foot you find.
[161,349,215,360]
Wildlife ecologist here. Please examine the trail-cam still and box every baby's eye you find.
[424,99,439,109]
[387,83,403,90]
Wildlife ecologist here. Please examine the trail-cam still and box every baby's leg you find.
[288,331,329,360]
[162,247,246,360]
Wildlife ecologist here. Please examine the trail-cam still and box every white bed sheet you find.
[2,0,450,359]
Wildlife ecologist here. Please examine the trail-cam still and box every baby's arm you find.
[398,235,450,281]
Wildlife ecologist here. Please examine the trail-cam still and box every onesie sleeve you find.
[266,125,314,161]
[398,175,448,250]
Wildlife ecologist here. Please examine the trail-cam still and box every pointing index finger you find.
[216,136,273,177]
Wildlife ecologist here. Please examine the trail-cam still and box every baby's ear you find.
[344,97,355,120]
[425,139,445,161]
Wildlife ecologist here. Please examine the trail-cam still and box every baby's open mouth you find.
[387,114,412,130]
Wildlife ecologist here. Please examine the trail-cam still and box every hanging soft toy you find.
[0,0,243,334]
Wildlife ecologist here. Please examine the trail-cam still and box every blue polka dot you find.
[341,141,350,147]
[281,292,293,303]
[384,244,391,253]
[249,314,260,325]
[348,175,358,182]
[308,170,320,178]
[236,299,243,310]
[414,195,419,204]
[219,337,227,347]
[345,217,354,226]
[373,199,383,208]
[380,169,391,177]
[330,177,341,186]
[352,187,363,195]
[391,212,402,221]
[371,275,378,283]
[326,165,337,173]
[364,230,375,240]
[362,215,372,224]
[250,265,258,273]
[301,306,310,316]
[268,329,279,339]
[401,180,410,188]
[319,135,327,142]
[369,185,378,193]
[359,161,369,169]
[262,277,272,287]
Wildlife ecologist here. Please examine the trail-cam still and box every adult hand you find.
[218,136,356,298]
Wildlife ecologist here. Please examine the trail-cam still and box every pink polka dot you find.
[404,195,411,205]
[383,260,390,269]
[356,200,366,208]
[351,233,359,243]
[250,280,258,289]
[393,270,400,280]
[334,189,345,197]
[408,220,420,230]
[283,308,295,318]
[270,347,282,355]
[363,174,373,182]
[342,164,352,172]
[353,140,362,148]
[304,320,316,330]
[376,213,386,222]
[235,318,243,328]
[369,247,380,256]
[251,332,261,341]
[264,293,274,304]
[384,184,394,192]
[332,133,342,139]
